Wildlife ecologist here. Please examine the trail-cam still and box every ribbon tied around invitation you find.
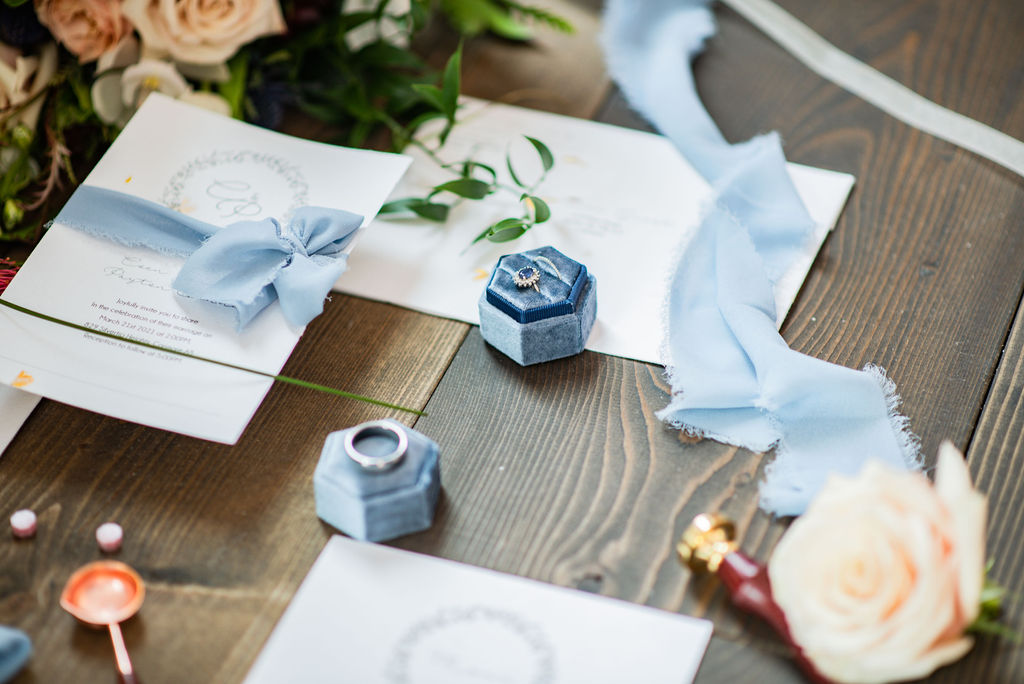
[56,185,363,330]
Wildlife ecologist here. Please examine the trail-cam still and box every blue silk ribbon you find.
[56,185,363,330]
[602,0,920,515]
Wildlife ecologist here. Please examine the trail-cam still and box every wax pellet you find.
[96,522,123,552]
[10,509,36,538]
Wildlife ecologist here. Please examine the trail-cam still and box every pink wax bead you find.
[10,509,36,538]
[96,522,123,552]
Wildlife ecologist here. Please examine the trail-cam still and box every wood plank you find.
[0,296,467,683]
[929,292,1024,683]
[400,329,768,642]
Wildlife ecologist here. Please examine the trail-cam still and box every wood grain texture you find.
[929,294,1024,683]
[0,296,467,683]
[400,330,769,641]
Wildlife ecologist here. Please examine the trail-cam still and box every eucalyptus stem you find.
[0,298,424,416]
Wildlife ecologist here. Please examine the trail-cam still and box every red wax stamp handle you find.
[676,514,832,684]
[719,551,831,684]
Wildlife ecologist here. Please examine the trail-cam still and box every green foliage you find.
[968,559,1021,643]
[381,132,556,248]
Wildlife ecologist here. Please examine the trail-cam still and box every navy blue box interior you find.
[485,247,588,324]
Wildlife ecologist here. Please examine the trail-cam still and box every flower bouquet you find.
[0,0,569,241]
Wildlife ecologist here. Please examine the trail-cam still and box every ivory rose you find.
[768,442,986,684]
[33,0,132,63]
[121,0,286,65]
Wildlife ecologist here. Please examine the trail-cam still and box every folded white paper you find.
[0,386,38,457]
[337,98,855,364]
[245,536,714,684]
[0,94,410,444]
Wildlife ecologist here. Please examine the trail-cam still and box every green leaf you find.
[506,154,526,189]
[487,219,530,243]
[525,135,554,171]
[460,161,497,183]
[441,43,462,120]
[431,178,492,200]
[337,10,377,32]
[218,52,249,120]
[408,0,429,30]
[524,195,550,223]
[379,198,450,222]
[411,83,445,113]
[479,6,533,40]
[471,217,521,244]
[356,42,427,70]
[2,0,31,7]
[499,2,574,33]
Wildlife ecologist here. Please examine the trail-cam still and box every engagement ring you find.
[513,266,541,291]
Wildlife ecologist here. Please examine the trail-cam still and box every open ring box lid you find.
[479,246,597,366]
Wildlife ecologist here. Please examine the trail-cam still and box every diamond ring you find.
[513,266,541,292]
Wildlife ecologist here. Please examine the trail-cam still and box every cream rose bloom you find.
[34,0,132,63]
[768,442,986,683]
[122,0,286,65]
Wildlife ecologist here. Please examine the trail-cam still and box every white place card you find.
[0,94,410,444]
[245,536,714,684]
[337,98,855,364]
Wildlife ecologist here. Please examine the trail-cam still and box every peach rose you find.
[768,442,986,683]
[121,0,285,65]
[34,0,132,63]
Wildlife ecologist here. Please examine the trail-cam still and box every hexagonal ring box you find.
[314,419,440,543]
[478,245,597,365]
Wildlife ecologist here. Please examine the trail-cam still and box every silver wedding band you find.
[344,420,408,470]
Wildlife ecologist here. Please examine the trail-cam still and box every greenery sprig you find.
[0,294,425,416]
[968,559,1021,643]
[376,41,556,249]
[378,133,554,246]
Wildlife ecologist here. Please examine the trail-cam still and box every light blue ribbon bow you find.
[56,185,363,329]
[602,0,920,515]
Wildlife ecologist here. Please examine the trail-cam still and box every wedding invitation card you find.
[0,94,410,444]
[245,536,714,684]
[338,98,855,363]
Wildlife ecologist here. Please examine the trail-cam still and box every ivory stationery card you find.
[0,94,410,444]
[245,536,713,684]
[337,98,855,364]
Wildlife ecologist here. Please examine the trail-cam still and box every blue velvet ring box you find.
[314,419,440,543]
[478,246,597,366]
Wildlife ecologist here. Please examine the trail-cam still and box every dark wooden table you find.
[2,0,1023,682]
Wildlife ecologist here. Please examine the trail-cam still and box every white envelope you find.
[0,94,410,444]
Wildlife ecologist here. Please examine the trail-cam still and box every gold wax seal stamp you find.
[677,513,738,574]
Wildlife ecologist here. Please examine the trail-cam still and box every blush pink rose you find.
[768,442,986,684]
[34,0,132,63]
[121,0,286,65]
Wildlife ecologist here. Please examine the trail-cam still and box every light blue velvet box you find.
[313,419,440,543]
[478,246,597,366]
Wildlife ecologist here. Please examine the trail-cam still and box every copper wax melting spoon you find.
[60,560,145,684]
